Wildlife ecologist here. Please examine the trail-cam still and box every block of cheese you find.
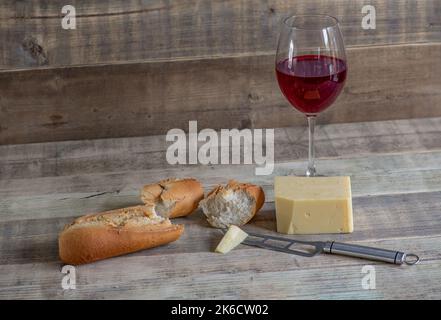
[274,176,353,234]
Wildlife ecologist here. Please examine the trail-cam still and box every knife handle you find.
[323,241,420,265]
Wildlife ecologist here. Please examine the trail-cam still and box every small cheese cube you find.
[274,176,353,234]
[215,225,248,254]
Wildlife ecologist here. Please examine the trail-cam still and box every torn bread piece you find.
[59,205,184,265]
[215,225,248,254]
[141,178,204,218]
[201,180,265,229]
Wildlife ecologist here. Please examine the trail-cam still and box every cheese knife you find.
[241,231,420,265]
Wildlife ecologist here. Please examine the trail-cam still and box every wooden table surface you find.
[1,117,441,299]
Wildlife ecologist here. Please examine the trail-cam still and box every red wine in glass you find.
[275,15,347,176]
[276,55,347,115]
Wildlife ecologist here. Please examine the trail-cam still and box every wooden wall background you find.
[0,0,440,144]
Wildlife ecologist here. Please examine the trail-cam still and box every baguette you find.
[59,205,184,265]
[200,180,265,228]
[141,178,204,218]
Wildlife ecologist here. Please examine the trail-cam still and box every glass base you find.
[306,166,316,177]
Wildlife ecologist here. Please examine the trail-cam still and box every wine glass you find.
[275,14,347,176]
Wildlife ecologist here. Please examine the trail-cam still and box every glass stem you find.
[306,116,316,177]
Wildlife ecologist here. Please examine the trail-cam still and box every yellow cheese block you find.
[274,176,353,234]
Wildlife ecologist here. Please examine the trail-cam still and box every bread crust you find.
[202,180,265,228]
[141,178,204,218]
[59,206,184,265]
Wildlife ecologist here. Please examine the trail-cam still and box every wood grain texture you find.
[0,116,440,181]
[2,190,441,265]
[2,150,441,224]
[0,236,440,299]
[1,0,440,70]
[1,43,441,144]
[2,116,441,180]
[0,117,441,299]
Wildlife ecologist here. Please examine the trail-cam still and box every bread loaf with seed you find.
[200,180,265,228]
[141,178,204,218]
[59,205,184,265]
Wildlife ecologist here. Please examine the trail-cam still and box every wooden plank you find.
[0,236,440,299]
[1,43,441,144]
[1,117,441,180]
[2,148,441,199]
[2,189,441,265]
[1,0,440,69]
[2,149,441,225]
[0,164,439,224]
